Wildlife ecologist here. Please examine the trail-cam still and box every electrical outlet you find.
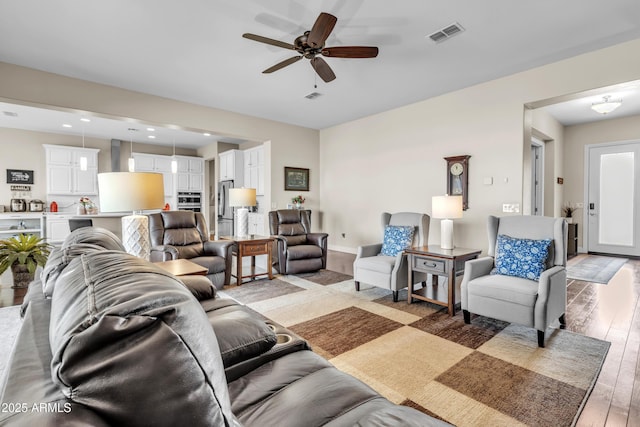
[502,203,520,213]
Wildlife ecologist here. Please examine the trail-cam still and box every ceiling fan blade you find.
[263,56,303,74]
[242,33,296,50]
[307,12,337,48]
[310,57,336,83]
[321,46,379,58]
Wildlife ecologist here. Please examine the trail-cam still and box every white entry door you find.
[587,142,640,256]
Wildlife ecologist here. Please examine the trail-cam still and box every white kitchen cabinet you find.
[219,149,243,184]
[243,146,264,195]
[44,145,100,195]
[45,216,72,244]
[248,213,265,236]
[176,156,204,192]
[0,213,44,239]
[132,153,174,197]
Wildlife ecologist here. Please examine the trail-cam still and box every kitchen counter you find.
[44,212,131,218]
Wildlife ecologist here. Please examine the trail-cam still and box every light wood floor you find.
[327,250,639,426]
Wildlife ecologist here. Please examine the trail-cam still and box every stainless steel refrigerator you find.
[217,180,234,236]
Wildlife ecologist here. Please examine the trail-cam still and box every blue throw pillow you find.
[380,225,415,257]
[492,234,552,280]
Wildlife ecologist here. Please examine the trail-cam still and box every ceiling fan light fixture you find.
[591,95,622,115]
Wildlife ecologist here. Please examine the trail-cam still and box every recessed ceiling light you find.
[80,118,91,122]
[148,135,156,139]
[62,124,72,128]
[203,133,211,137]
[147,127,155,132]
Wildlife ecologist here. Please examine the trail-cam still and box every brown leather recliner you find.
[148,211,233,288]
[268,209,328,274]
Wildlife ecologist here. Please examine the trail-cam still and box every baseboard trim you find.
[328,244,357,255]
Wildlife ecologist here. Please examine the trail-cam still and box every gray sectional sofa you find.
[0,227,450,426]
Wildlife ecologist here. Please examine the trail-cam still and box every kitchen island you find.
[45,212,129,244]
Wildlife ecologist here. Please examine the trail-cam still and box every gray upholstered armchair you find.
[353,212,430,302]
[268,209,328,274]
[148,211,233,289]
[461,215,568,347]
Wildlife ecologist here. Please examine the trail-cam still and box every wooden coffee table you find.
[154,259,208,276]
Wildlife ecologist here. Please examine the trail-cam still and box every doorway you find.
[586,141,640,256]
[531,137,544,216]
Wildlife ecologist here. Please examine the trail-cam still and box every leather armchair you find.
[461,215,568,347]
[268,209,328,274]
[354,212,430,302]
[148,211,233,289]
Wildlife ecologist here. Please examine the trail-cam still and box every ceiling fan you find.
[243,12,379,83]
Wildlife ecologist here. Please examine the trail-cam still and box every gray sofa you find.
[0,227,450,427]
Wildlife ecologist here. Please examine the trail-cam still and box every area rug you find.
[223,271,610,427]
[567,255,628,284]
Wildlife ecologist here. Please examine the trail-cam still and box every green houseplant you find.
[0,233,52,288]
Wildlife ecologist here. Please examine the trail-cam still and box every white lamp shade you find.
[229,188,257,207]
[432,195,463,219]
[98,172,165,212]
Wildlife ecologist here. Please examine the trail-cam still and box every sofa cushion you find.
[179,275,216,300]
[209,309,277,367]
[190,255,225,274]
[48,251,234,427]
[492,234,552,280]
[286,244,323,260]
[467,273,539,307]
[355,255,396,274]
[380,225,414,256]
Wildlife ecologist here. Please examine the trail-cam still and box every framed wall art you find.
[284,167,309,191]
[6,169,34,184]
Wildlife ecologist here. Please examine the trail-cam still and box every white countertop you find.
[44,212,130,218]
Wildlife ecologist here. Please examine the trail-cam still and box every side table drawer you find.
[412,255,446,274]
[243,242,269,256]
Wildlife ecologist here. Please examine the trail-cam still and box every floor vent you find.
[428,22,465,43]
[305,92,322,100]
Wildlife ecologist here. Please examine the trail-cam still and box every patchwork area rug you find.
[221,270,610,427]
[567,255,628,284]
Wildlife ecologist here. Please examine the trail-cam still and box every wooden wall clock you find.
[444,155,470,210]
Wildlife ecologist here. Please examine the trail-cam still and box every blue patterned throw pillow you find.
[380,225,415,257]
[492,234,552,280]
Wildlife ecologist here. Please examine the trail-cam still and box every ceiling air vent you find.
[305,92,322,100]
[3,111,18,117]
[428,22,465,43]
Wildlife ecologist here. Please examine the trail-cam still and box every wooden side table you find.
[406,246,481,316]
[222,235,275,285]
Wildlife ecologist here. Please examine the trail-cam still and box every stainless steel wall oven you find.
[177,192,202,212]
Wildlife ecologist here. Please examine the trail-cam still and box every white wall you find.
[320,38,640,254]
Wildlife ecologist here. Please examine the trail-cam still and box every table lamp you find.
[432,195,463,250]
[98,172,165,259]
[229,187,257,237]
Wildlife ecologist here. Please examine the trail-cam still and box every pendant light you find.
[79,125,88,171]
[128,130,136,172]
[171,138,178,174]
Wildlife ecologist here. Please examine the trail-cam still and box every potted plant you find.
[562,203,578,223]
[292,195,306,209]
[0,233,52,288]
